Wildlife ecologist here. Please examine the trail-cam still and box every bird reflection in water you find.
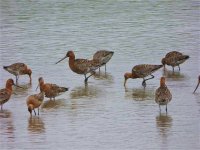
[93,72,114,81]
[28,116,45,134]
[163,69,185,81]
[125,87,154,101]
[13,82,31,96]
[0,110,15,142]
[41,99,66,110]
[70,84,100,99]
[156,113,173,145]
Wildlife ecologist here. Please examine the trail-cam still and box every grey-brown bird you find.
[26,92,44,116]
[3,63,32,84]
[193,75,200,93]
[155,77,172,112]
[37,77,68,100]
[55,51,100,82]
[93,50,114,72]
[124,64,163,87]
[161,51,189,72]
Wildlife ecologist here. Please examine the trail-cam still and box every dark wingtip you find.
[185,55,189,59]
[64,87,69,91]
[3,66,7,69]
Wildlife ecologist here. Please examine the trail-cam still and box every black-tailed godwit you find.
[26,92,44,116]
[155,77,172,112]
[37,77,68,100]
[161,51,189,72]
[3,63,32,84]
[55,51,100,82]
[124,64,163,87]
[93,50,114,72]
[0,79,21,110]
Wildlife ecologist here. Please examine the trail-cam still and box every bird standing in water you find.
[161,51,189,72]
[0,79,21,110]
[193,75,200,93]
[55,51,100,83]
[3,63,32,84]
[93,50,114,73]
[124,64,163,87]
[37,77,68,100]
[155,77,172,112]
[26,92,44,116]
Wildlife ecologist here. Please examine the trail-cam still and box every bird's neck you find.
[69,56,76,70]
[160,82,166,87]
[39,82,45,92]
[131,73,139,79]
[6,83,12,92]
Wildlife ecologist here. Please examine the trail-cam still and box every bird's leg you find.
[172,67,174,72]
[99,67,100,74]
[146,75,154,81]
[1,105,2,110]
[105,64,107,73]
[142,78,146,87]
[165,105,168,113]
[38,108,39,115]
[85,72,96,83]
[15,75,18,84]
[143,75,154,87]
[84,74,87,82]
[54,97,56,101]
[33,109,36,116]
[159,105,161,112]
[178,65,180,71]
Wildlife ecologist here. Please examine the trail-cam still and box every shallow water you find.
[0,0,199,149]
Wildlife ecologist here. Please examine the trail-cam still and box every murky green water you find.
[0,0,199,149]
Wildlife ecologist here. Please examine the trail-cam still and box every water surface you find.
[0,0,199,149]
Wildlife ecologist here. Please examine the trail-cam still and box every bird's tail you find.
[59,87,69,92]
[182,55,189,60]
[152,65,163,72]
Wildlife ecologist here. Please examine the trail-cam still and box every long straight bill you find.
[55,56,67,64]
[36,84,39,91]
[193,81,200,93]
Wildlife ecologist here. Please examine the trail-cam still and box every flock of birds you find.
[0,50,199,116]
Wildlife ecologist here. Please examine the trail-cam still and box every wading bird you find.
[124,64,163,87]
[55,51,100,83]
[161,51,189,72]
[3,63,32,84]
[37,77,68,100]
[93,50,114,72]
[26,92,44,116]
[0,79,21,110]
[155,77,172,112]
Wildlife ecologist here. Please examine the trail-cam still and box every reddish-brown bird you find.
[155,77,172,112]
[93,50,114,72]
[26,92,44,116]
[55,51,100,82]
[37,77,68,100]
[193,75,200,93]
[3,63,32,84]
[161,51,189,72]
[124,64,163,87]
[0,79,19,110]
